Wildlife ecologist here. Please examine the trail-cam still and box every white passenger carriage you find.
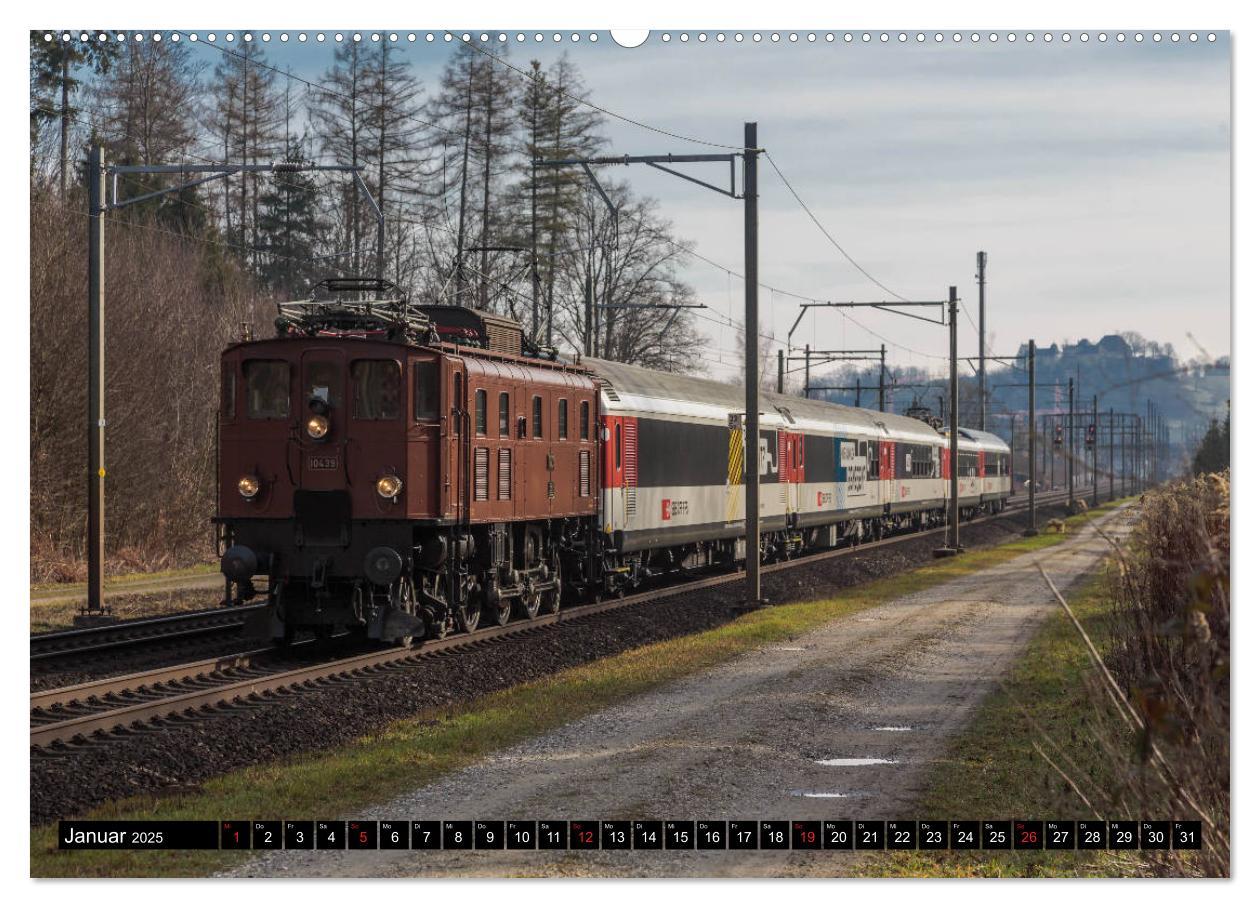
[583,359,1011,572]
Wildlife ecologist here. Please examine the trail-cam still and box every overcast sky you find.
[182,30,1231,379]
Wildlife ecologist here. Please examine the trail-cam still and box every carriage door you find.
[602,415,638,527]
[779,431,804,515]
[298,348,346,492]
[879,439,895,508]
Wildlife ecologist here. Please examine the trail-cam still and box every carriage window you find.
[615,422,622,470]
[413,361,438,420]
[244,360,290,419]
[558,399,569,439]
[351,360,401,419]
[498,392,510,436]
[475,389,488,435]
[221,366,236,419]
[532,395,543,439]
[580,401,590,440]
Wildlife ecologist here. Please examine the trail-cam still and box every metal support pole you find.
[878,344,886,412]
[936,286,961,556]
[583,273,593,357]
[743,122,762,606]
[804,343,811,400]
[1024,339,1037,535]
[977,251,987,431]
[84,144,110,623]
[1109,407,1115,501]
[1092,394,1099,507]
[1067,378,1075,507]
[776,348,784,394]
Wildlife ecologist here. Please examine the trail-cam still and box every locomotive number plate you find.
[308,455,339,471]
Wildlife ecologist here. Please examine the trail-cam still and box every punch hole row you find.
[43,31,1219,45]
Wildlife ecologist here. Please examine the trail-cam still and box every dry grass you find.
[1031,475,1229,876]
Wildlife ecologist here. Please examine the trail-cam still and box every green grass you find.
[31,562,219,594]
[31,501,1129,878]
[853,560,1140,877]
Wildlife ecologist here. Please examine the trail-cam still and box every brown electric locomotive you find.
[216,279,601,645]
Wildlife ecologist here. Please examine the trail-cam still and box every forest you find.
[29,33,707,579]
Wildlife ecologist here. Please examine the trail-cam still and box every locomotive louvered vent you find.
[623,420,638,516]
[474,448,490,501]
[498,448,512,500]
[579,450,591,498]
[598,377,621,402]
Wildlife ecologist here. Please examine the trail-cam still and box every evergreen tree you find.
[514,55,604,342]
[309,40,372,277]
[29,31,118,193]
[93,38,205,233]
[364,39,427,282]
[209,40,282,271]
[256,135,325,297]
[1192,411,1230,475]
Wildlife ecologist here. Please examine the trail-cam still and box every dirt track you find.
[234,508,1133,878]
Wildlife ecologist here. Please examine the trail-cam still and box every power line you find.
[452,32,743,151]
[763,151,915,303]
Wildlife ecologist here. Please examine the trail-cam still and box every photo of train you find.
[217,279,1011,645]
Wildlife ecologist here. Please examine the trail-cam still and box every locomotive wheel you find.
[455,596,481,634]
[542,563,562,614]
[518,582,542,620]
[485,577,512,627]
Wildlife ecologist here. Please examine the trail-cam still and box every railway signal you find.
[1054,424,1064,447]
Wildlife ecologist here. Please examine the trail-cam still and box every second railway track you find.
[31,492,1073,751]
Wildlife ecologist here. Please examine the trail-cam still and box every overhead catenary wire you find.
[450,32,744,151]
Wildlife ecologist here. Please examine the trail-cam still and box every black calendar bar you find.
[57,819,1203,851]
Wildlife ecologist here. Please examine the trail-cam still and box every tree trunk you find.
[59,55,69,196]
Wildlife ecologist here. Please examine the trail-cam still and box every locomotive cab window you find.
[580,401,590,440]
[532,395,543,439]
[475,389,488,435]
[351,360,401,420]
[413,361,438,420]
[244,360,290,419]
[558,399,569,439]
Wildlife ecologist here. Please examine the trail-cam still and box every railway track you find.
[30,602,266,662]
[31,491,1075,751]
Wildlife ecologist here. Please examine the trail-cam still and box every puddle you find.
[814,757,899,767]
[771,646,806,652]
[789,790,851,798]
[872,726,913,732]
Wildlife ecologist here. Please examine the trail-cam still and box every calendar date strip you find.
[59,819,1203,851]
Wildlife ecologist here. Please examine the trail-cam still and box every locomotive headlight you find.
[306,413,330,439]
[376,474,403,499]
[237,475,261,499]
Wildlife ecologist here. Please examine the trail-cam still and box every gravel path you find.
[232,507,1133,878]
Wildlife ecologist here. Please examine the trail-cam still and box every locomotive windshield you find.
[304,359,342,409]
[351,359,402,420]
[244,360,291,419]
